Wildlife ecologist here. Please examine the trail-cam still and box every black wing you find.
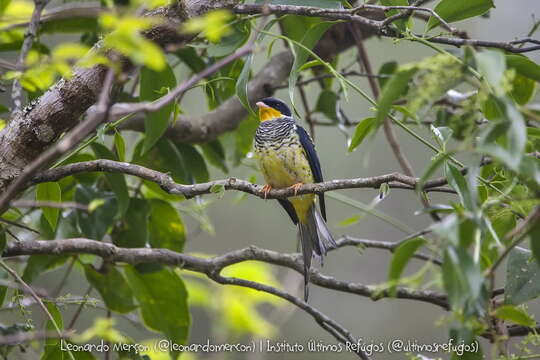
[296,125,327,221]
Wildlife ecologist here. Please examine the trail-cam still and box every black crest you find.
[260,97,292,117]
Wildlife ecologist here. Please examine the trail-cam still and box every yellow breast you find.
[255,143,315,222]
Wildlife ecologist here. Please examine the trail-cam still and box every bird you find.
[253,97,336,301]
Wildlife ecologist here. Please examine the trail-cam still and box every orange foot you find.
[261,184,272,199]
[290,182,304,196]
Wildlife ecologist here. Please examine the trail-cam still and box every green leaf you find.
[280,15,320,42]
[348,117,377,152]
[199,140,228,173]
[234,116,259,165]
[388,237,427,283]
[442,245,487,315]
[255,0,343,8]
[475,50,506,94]
[511,73,536,105]
[75,185,117,241]
[478,99,526,172]
[530,219,540,265]
[83,264,137,314]
[427,0,494,30]
[376,67,417,124]
[36,182,61,231]
[207,22,250,57]
[175,144,209,183]
[91,143,130,218]
[315,90,339,122]
[124,267,190,358]
[133,138,187,184]
[445,162,475,211]
[41,302,63,360]
[140,63,177,154]
[148,199,185,252]
[114,132,126,162]
[493,305,536,327]
[0,261,7,307]
[381,0,411,32]
[236,20,278,117]
[506,54,540,82]
[41,17,99,34]
[288,21,334,109]
[111,198,149,248]
[506,247,540,305]
[377,61,398,90]
[22,255,69,283]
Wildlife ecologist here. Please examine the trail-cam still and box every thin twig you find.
[0,260,75,360]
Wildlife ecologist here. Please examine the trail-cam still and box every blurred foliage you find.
[0,0,539,359]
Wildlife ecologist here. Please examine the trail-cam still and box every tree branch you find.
[29,159,451,199]
[2,238,450,311]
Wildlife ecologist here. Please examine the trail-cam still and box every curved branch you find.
[30,159,454,199]
[2,238,449,310]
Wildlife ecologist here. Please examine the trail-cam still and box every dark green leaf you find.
[148,199,185,252]
[280,15,320,42]
[315,90,339,122]
[288,21,334,109]
[199,140,228,173]
[84,264,137,314]
[207,22,250,57]
[175,144,209,183]
[376,67,417,124]
[41,17,98,34]
[493,304,536,327]
[506,54,540,82]
[442,245,488,315]
[91,143,130,218]
[124,267,190,358]
[174,47,205,73]
[348,117,377,152]
[75,185,117,241]
[377,61,398,90]
[0,260,7,307]
[133,138,187,184]
[22,255,69,283]
[505,247,540,305]
[234,116,258,165]
[388,237,427,283]
[36,182,61,231]
[111,198,149,248]
[529,214,540,264]
[140,63,177,154]
[427,0,494,30]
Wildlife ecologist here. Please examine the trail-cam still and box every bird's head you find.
[255,97,292,122]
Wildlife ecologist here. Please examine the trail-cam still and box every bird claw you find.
[261,184,272,199]
[290,182,304,196]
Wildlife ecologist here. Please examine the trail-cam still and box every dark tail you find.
[298,205,337,301]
